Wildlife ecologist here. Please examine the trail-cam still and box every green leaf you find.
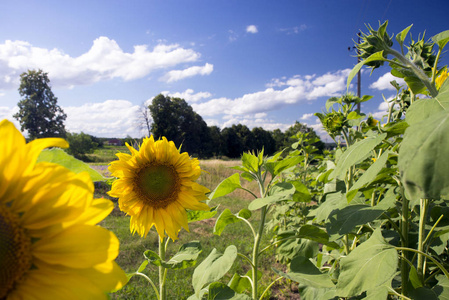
[396,24,413,47]
[192,246,238,297]
[406,80,449,125]
[347,51,387,90]
[399,111,449,204]
[404,75,427,95]
[164,241,202,270]
[241,152,260,172]
[228,270,261,294]
[272,156,303,176]
[432,30,449,50]
[144,250,162,267]
[336,229,398,297]
[125,260,148,284]
[365,285,389,300]
[348,150,390,194]
[312,192,346,223]
[292,181,311,202]
[432,275,449,300]
[333,133,387,180]
[188,206,219,223]
[38,148,105,181]
[327,195,395,235]
[273,256,335,288]
[208,282,251,300]
[209,173,242,200]
[237,208,251,219]
[248,182,295,211]
[214,209,247,236]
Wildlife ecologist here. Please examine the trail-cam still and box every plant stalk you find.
[252,206,267,300]
[400,191,410,297]
[417,199,429,282]
[159,236,167,300]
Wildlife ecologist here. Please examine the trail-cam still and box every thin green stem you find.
[159,236,167,300]
[400,189,410,297]
[252,206,267,300]
[431,48,443,84]
[238,216,257,239]
[134,272,160,300]
[237,252,255,269]
[259,277,283,300]
[396,247,449,280]
[417,199,429,282]
[423,214,444,247]
[388,286,412,300]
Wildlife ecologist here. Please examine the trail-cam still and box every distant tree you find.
[221,127,243,158]
[271,129,286,151]
[149,94,211,157]
[137,101,152,137]
[65,132,98,160]
[284,121,325,153]
[232,124,255,152]
[252,127,276,155]
[13,69,66,139]
[208,126,223,157]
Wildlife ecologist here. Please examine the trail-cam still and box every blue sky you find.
[0,0,448,141]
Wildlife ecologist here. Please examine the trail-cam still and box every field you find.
[90,148,297,299]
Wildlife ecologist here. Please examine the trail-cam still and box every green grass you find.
[95,159,287,299]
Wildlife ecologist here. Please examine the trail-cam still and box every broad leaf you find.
[209,173,242,200]
[292,181,312,202]
[432,30,449,50]
[38,148,105,181]
[432,275,449,300]
[405,80,449,125]
[273,256,335,288]
[144,241,202,270]
[192,246,238,297]
[327,195,396,235]
[248,182,295,210]
[188,206,219,223]
[348,150,390,194]
[271,156,303,176]
[214,209,249,236]
[333,133,386,180]
[208,282,251,300]
[228,270,261,294]
[336,229,398,297]
[399,110,449,204]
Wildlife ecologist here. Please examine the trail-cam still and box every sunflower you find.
[0,119,127,299]
[108,136,210,240]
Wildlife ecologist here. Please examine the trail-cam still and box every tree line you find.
[13,70,324,160]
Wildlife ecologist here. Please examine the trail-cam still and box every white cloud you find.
[0,37,201,89]
[300,113,314,120]
[279,24,307,35]
[160,63,213,83]
[64,100,141,137]
[192,69,351,117]
[246,25,258,34]
[370,72,406,91]
[228,30,238,42]
[162,89,212,102]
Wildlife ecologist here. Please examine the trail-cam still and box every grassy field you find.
[92,154,296,299]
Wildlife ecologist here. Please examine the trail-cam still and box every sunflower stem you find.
[159,236,167,300]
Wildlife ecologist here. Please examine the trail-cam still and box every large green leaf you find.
[327,195,396,235]
[208,282,251,300]
[37,148,105,181]
[248,182,295,210]
[213,209,250,236]
[432,30,449,50]
[348,150,390,194]
[292,180,312,202]
[188,206,219,223]
[399,110,449,204]
[273,256,335,289]
[144,241,202,270]
[336,229,398,297]
[333,133,387,180]
[228,270,261,294]
[405,79,449,125]
[432,275,449,300]
[209,173,242,200]
[192,246,238,297]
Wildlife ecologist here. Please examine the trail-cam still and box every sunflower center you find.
[0,205,32,298]
[137,163,180,208]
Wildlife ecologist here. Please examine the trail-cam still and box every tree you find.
[149,94,211,157]
[137,101,152,137]
[252,127,276,155]
[65,132,98,160]
[13,69,66,139]
[284,121,325,153]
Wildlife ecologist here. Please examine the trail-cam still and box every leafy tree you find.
[65,132,98,160]
[208,126,223,157]
[232,124,255,152]
[284,121,324,153]
[14,69,66,139]
[252,127,276,155]
[220,127,243,158]
[149,94,211,157]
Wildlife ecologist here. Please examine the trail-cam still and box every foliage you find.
[13,69,66,139]
[65,131,99,159]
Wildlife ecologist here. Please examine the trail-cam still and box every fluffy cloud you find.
[192,69,350,117]
[370,72,406,91]
[162,89,212,102]
[0,37,201,89]
[64,100,141,137]
[246,25,258,34]
[300,113,314,120]
[160,63,213,83]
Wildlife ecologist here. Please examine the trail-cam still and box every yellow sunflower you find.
[0,119,127,300]
[436,70,448,90]
[108,136,210,240]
